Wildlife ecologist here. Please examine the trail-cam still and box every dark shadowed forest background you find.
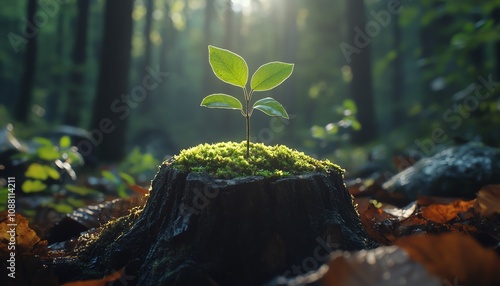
[2,0,500,178]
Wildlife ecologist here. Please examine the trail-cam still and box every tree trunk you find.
[346,0,377,144]
[281,0,298,115]
[157,1,174,95]
[203,0,215,93]
[89,0,133,162]
[15,0,38,122]
[137,0,154,115]
[492,8,500,78]
[45,10,66,123]
[64,0,90,126]
[418,3,453,106]
[69,165,374,285]
[391,12,404,128]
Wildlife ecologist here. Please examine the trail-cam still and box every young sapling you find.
[201,45,294,158]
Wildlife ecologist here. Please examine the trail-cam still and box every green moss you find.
[168,141,343,179]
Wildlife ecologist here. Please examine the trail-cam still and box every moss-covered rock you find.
[171,141,342,179]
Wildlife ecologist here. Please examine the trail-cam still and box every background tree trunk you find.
[15,0,38,122]
[64,0,90,126]
[346,0,377,144]
[89,0,133,162]
[45,10,66,123]
[391,12,404,128]
[203,0,215,93]
[138,0,154,115]
[492,8,500,78]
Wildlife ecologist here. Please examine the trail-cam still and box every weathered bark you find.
[71,164,374,285]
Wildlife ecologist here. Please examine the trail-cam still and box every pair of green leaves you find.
[201,45,293,119]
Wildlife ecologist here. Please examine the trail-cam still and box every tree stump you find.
[73,163,374,285]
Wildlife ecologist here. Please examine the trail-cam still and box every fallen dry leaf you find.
[395,233,500,285]
[383,201,417,219]
[320,246,441,286]
[416,196,464,207]
[474,184,500,217]
[356,198,394,244]
[420,200,475,223]
[0,211,47,257]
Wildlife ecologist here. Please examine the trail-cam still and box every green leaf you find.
[311,125,326,139]
[343,99,357,114]
[67,197,86,208]
[33,137,53,146]
[47,202,73,213]
[252,97,289,119]
[59,136,71,148]
[102,170,118,183]
[119,172,135,185]
[208,45,248,88]
[117,185,129,198]
[43,165,60,180]
[351,120,362,131]
[201,94,243,110]
[25,163,48,180]
[251,62,294,91]
[37,146,60,160]
[65,184,100,196]
[22,180,47,193]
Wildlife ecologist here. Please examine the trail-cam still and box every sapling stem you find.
[244,88,251,158]
[246,107,250,158]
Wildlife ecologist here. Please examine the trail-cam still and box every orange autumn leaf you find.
[355,198,394,244]
[417,196,462,207]
[420,199,475,223]
[62,268,126,286]
[395,233,500,285]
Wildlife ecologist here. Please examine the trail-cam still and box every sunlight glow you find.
[231,0,251,12]
[231,0,270,13]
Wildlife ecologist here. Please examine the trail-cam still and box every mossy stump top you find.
[170,141,343,179]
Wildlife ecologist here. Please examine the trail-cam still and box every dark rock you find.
[74,164,374,286]
[46,196,146,243]
[383,143,500,201]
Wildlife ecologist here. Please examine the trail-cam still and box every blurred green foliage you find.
[100,147,159,198]
[14,136,83,193]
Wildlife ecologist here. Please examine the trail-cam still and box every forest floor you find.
[1,145,500,286]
